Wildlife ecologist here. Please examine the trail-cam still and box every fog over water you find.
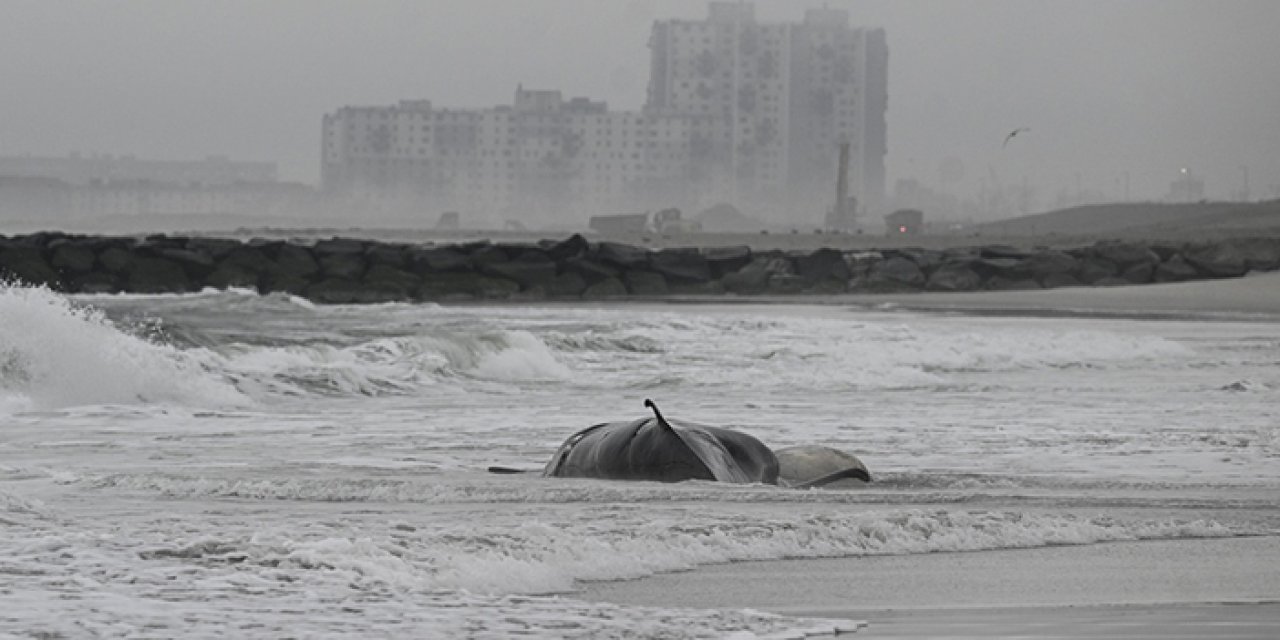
[2,0,1278,203]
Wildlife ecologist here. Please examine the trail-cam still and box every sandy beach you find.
[841,270,1280,319]
[580,536,1280,638]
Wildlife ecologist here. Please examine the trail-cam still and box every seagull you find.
[1003,127,1030,148]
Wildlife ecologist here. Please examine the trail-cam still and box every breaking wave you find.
[0,284,247,410]
[131,507,1241,596]
[0,284,571,410]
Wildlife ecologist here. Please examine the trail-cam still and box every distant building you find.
[0,176,314,223]
[0,154,276,187]
[1167,169,1205,203]
[321,2,888,228]
[646,3,888,219]
[0,154,302,222]
[322,90,704,227]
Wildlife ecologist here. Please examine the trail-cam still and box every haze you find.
[3,0,1278,211]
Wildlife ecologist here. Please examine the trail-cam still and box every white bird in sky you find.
[1003,127,1030,148]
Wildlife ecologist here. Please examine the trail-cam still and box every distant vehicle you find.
[588,208,701,235]
[589,212,650,234]
[885,208,924,235]
[435,211,460,230]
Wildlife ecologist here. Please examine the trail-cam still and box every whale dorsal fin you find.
[644,399,751,483]
[644,399,675,432]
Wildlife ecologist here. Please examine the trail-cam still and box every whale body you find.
[529,400,870,488]
[542,400,779,484]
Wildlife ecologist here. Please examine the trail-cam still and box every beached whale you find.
[491,400,870,488]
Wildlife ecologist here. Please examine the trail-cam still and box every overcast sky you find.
[3,0,1278,204]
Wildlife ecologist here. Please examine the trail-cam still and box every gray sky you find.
[3,0,1278,204]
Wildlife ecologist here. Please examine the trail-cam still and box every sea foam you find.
[0,284,246,411]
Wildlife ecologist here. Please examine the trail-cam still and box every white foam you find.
[0,284,247,411]
[121,506,1238,598]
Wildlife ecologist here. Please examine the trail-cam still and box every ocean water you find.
[2,283,1278,638]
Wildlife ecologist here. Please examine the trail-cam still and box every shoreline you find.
[579,536,1280,638]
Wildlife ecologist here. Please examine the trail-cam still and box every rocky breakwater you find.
[1,232,1278,303]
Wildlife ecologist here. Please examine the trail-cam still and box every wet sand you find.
[580,536,1280,638]
[841,271,1280,319]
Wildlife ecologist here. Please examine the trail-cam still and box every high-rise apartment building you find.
[322,89,709,227]
[646,2,887,218]
[321,2,887,227]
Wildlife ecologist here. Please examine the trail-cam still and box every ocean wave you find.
[543,332,664,354]
[0,284,248,411]
[218,329,571,396]
[1,285,573,407]
[130,507,1241,597]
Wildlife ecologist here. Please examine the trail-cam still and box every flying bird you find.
[1003,127,1030,148]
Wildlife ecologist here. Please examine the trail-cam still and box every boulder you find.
[186,238,242,261]
[365,243,409,269]
[896,248,945,272]
[1222,238,1280,271]
[546,234,590,262]
[1017,250,1079,283]
[469,245,510,267]
[317,251,366,280]
[416,272,519,300]
[218,246,277,275]
[1089,241,1160,270]
[970,257,1023,279]
[1182,243,1248,278]
[767,274,808,294]
[650,248,710,284]
[363,264,421,295]
[721,257,792,294]
[158,247,217,278]
[793,248,851,285]
[594,242,649,270]
[275,244,320,278]
[410,247,471,273]
[1041,272,1084,289]
[1075,258,1117,285]
[702,245,752,279]
[0,244,59,287]
[48,241,97,274]
[925,262,983,292]
[481,256,559,290]
[314,239,368,279]
[69,272,118,294]
[548,272,588,297]
[1153,256,1199,283]
[581,276,628,298]
[561,256,619,285]
[866,256,925,289]
[127,257,191,293]
[98,246,137,275]
[1120,263,1155,284]
[623,270,668,295]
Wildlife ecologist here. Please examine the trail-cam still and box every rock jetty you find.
[2,232,1278,303]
